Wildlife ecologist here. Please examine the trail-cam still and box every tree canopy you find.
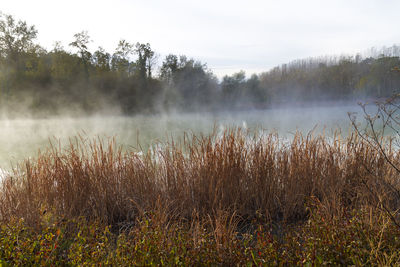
[0,12,399,116]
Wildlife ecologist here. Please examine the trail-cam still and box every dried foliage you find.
[0,125,399,264]
[1,128,399,229]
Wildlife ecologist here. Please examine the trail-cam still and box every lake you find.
[0,103,364,169]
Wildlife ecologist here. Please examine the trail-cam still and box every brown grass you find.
[0,129,399,231]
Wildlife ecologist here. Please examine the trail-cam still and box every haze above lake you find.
[0,103,363,170]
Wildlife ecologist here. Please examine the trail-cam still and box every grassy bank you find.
[1,129,400,265]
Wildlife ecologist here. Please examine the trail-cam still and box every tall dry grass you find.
[0,129,399,230]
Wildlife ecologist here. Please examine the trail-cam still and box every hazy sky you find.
[2,0,399,77]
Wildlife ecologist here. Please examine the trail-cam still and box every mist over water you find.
[0,12,396,174]
[0,103,363,170]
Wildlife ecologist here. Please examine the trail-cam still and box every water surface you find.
[0,104,363,169]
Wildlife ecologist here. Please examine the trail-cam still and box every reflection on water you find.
[0,104,362,169]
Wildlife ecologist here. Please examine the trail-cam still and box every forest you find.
[1,12,400,116]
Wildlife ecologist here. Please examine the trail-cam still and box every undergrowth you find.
[0,129,400,265]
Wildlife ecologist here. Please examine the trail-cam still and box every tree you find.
[111,40,134,75]
[69,31,92,77]
[93,47,110,72]
[160,54,217,110]
[246,74,267,105]
[349,95,400,229]
[221,71,246,107]
[160,54,178,83]
[49,42,80,86]
[0,12,38,59]
[135,42,155,79]
[69,31,91,61]
[0,12,38,100]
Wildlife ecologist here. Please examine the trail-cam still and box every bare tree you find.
[349,68,400,228]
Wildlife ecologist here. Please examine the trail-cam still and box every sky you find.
[1,0,400,78]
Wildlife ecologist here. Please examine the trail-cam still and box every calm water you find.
[0,104,363,169]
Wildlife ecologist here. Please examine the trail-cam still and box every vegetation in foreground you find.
[1,99,400,265]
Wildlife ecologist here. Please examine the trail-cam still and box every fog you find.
[0,12,398,173]
[0,102,364,170]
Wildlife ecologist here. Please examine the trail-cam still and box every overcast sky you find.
[2,0,399,77]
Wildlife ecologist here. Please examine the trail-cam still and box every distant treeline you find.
[0,12,399,115]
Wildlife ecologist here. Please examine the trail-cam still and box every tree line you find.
[0,12,399,116]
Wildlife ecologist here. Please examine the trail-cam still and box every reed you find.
[1,129,400,264]
[0,128,398,231]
